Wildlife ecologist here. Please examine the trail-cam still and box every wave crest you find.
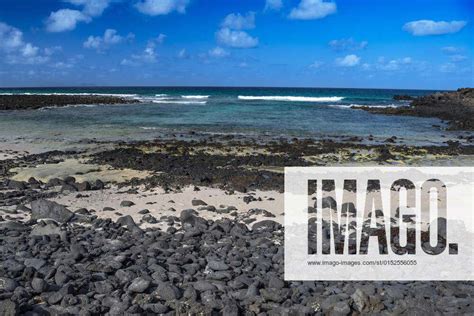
[151,100,207,105]
[238,95,344,102]
[181,95,210,99]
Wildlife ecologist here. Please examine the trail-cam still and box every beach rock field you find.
[1,201,472,315]
[1,134,473,315]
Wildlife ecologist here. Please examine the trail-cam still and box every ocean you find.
[0,86,465,147]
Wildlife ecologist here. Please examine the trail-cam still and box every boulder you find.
[30,222,67,240]
[191,199,207,206]
[116,215,142,233]
[75,181,91,192]
[0,300,18,316]
[128,277,150,293]
[120,200,135,207]
[31,199,74,223]
[7,180,26,190]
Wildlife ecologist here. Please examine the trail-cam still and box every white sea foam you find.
[137,94,209,102]
[151,100,207,105]
[41,104,99,110]
[134,95,173,103]
[64,104,98,108]
[181,95,210,99]
[238,95,344,102]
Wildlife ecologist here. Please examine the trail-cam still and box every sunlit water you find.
[0,87,469,148]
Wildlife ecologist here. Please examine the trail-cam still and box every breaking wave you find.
[181,95,210,99]
[238,95,344,102]
[151,100,207,105]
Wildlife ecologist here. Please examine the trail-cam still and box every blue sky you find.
[0,0,472,89]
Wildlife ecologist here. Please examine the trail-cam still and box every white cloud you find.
[440,62,457,73]
[208,47,229,58]
[0,22,49,64]
[84,29,132,51]
[376,56,412,71]
[221,12,255,30]
[329,38,367,51]
[6,50,49,65]
[450,54,467,62]
[64,0,113,17]
[289,0,336,20]
[401,57,412,64]
[45,1,113,32]
[135,0,190,16]
[309,61,323,69]
[265,0,283,11]
[21,43,39,58]
[121,35,165,65]
[403,20,467,36]
[336,54,360,67]
[216,28,258,48]
[137,42,158,63]
[83,36,101,49]
[46,9,91,32]
[49,54,83,71]
[361,63,371,70]
[442,46,460,54]
[178,48,189,59]
[44,46,63,56]
[215,11,258,50]
[0,22,23,49]
[154,33,167,44]
[120,58,138,66]
[52,61,74,69]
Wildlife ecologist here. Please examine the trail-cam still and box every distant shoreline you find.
[0,94,139,111]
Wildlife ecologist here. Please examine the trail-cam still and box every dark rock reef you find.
[392,95,415,101]
[90,138,473,193]
[355,88,474,130]
[0,95,139,110]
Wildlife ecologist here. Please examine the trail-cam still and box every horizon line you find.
[0,84,457,92]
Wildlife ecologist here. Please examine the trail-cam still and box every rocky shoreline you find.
[0,95,139,110]
[1,203,471,315]
[2,137,473,204]
[354,88,474,130]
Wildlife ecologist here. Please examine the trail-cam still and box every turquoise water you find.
[0,87,467,146]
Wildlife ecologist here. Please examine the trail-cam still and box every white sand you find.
[51,185,283,229]
[10,159,152,183]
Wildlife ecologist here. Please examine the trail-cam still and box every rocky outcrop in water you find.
[393,95,415,101]
[356,88,474,130]
[0,95,139,110]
